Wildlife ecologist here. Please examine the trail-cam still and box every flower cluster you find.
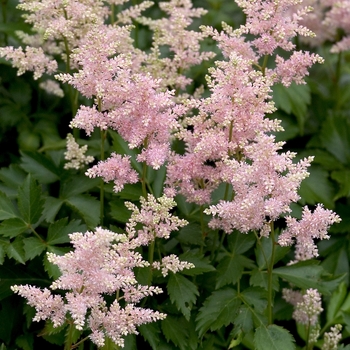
[165,0,324,236]
[296,0,350,53]
[278,204,341,262]
[11,195,192,348]
[283,288,323,325]
[64,133,94,170]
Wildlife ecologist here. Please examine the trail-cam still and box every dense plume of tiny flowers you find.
[283,288,323,326]
[0,46,57,80]
[295,0,350,53]
[39,79,64,97]
[278,204,341,262]
[11,195,192,348]
[64,133,94,170]
[153,255,195,277]
[85,153,139,192]
[125,194,188,244]
[322,324,343,350]
[138,0,215,92]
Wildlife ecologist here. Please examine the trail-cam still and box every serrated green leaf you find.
[15,334,33,350]
[217,254,255,289]
[23,237,46,260]
[241,287,268,314]
[60,176,100,199]
[250,268,279,292]
[109,198,132,223]
[234,306,253,334]
[161,316,189,350]
[176,223,203,246]
[228,231,256,254]
[18,175,45,225]
[167,274,199,321]
[273,260,343,296]
[255,236,290,269]
[20,151,60,184]
[196,288,240,337]
[0,191,19,220]
[41,196,64,223]
[47,218,85,245]
[65,194,99,228]
[319,114,350,165]
[139,322,161,350]
[0,218,27,238]
[273,83,310,134]
[179,251,215,276]
[327,282,347,323]
[0,164,27,195]
[298,165,336,209]
[0,242,6,265]
[254,325,295,350]
[331,170,350,200]
[5,237,26,264]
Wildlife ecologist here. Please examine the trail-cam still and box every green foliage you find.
[0,0,350,349]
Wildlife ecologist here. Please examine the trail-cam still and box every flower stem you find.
[267,222,276,325]
[98,98,106,227]
[64,322,75,350]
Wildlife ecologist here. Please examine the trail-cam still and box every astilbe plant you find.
[12,195,191,348]
[0,0,348,349]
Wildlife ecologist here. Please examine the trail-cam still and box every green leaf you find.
[233,306,253,334]
[0,191,18,220]
[5,237,26,264]
[23,237,46,260]
[0,243,5,265]
[255,236,289,269]
[319,114,350,165]
[167,273,199,321]
[250,268,279,292]
[0,218,27,238]
[254,325,295,350]
[273,260,343,295]
[176,223,203,246]
[216,254,254,289]
[196,288,240,337]
[298,165,336,209]
[327,282,347,323]
[179,251,215,276]
[331,170,350,200]
[161,316,189,350]
[0,164,27,197]
[138,323,161,350]
[228,231,256,254]
[17,175,45,225]
[20,151,60,184]
[15,334,34,350]
[60,176,100,198]
[109,198,132,223]
[241,287,268,315]
[47,218,85,245]
[272,83,310,134]
[41,196,64,223]
[65,194,99,228]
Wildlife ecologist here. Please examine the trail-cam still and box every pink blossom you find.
[86,153,139,193]
[0,46,57,79]
[274,51,324,86]
[283,288,323,325]
[278,205,341,262]
[11,285,65,327]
